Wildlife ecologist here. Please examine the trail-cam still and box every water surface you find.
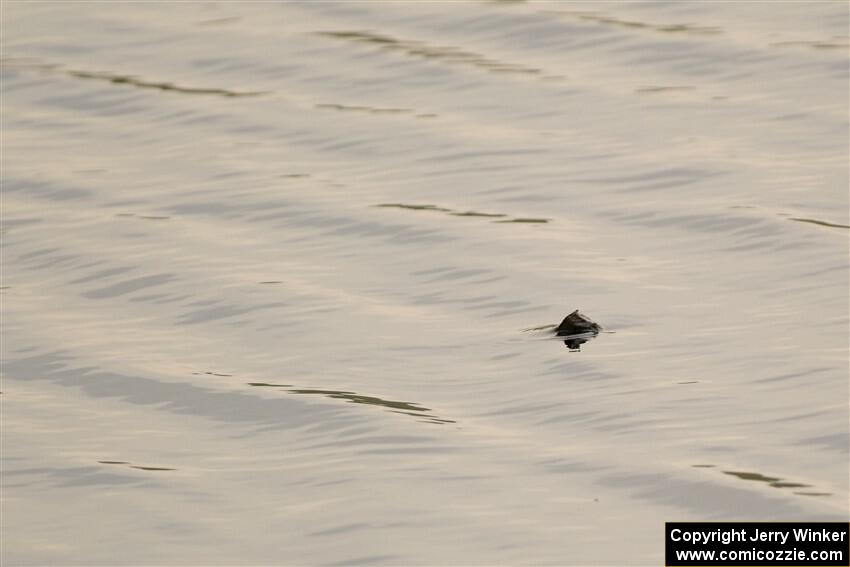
[2,1,848,565]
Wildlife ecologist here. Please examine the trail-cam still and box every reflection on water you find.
[316,103,426,117]
[117,213,171,221]
[493,217,550,223]
[771,37,849,50]
[375,203,549,224]
[247,383,455,425]
[2,57,267,97]
[788,217,850,230]
[99,461,176,472]
[549,10,722,36]
[636,85,696,94]
[450,211,508,218]
[66,70,268,97]
[317,30,541,75]
[718,469,830,497]
[559,333,597,351]
[376,203,453,213]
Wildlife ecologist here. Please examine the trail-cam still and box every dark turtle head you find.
[555,310,602,351]
[555,310,601,336]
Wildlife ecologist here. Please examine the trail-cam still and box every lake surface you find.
[2,2,848,565]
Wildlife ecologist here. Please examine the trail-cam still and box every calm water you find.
[2,2,848,565]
